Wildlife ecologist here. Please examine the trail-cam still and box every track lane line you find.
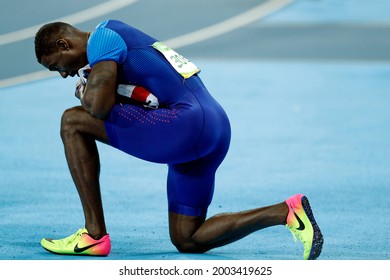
[0,0,138,46]
[0,0,293,88]
[165,0,294,48]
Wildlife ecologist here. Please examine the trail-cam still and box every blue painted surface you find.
[264,0,390,23]
[0,0,389,261]
[1,59,389,260]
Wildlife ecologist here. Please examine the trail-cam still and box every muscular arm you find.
[81,61,117,119]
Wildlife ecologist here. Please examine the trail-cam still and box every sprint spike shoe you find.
[41,228,111,256]
[285,194,323,260]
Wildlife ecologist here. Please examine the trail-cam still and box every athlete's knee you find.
[60,106,84,139]
[170,234,208,254]
[169,213,210,253]
[171,238,201,254]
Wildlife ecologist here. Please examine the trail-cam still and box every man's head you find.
[35,22,89,78]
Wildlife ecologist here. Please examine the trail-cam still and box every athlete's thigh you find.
[167,151,227,218]
[103,102,204,163]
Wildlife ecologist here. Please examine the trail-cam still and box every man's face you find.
[40,45,85,78]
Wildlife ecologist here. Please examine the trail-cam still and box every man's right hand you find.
[75,78,86,99]
[75,64,91,99]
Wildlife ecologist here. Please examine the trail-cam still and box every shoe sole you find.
[41,241,109,257]
[42,246,108,257]
[302,196,324,260]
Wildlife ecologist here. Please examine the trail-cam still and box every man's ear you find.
[56,39,69,51]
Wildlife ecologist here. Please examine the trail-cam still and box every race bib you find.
[152,42,200,78]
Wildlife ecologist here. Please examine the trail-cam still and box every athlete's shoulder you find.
[89,20,130,45]
[87,20,128,66]
[94,20,109,30]
[94,19,128,30]
[93,20,150,38]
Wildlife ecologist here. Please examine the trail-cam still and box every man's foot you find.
[285,194,323,260]
[40,228,111,256]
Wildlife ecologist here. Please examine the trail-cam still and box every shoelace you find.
[286,224,311,256]
[64,228,86,245]
[286,225,298,242]
[286,225,309,245]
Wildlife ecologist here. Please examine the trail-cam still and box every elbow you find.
[90,104,113,120]
[90,111,108,120]
[82,92,114,120]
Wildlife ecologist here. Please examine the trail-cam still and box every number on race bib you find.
[152,42,200,78]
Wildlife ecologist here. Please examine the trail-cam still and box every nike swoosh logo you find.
[74,241,104,253]
[290,204,305,231]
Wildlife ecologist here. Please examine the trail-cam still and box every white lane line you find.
[0,70,58,89]
[165,0,294,49]
[0,0,138,46]
[0,0,293,88]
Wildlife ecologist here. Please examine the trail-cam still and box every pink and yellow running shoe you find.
[285,194,323,260]
[40,228,111,256]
